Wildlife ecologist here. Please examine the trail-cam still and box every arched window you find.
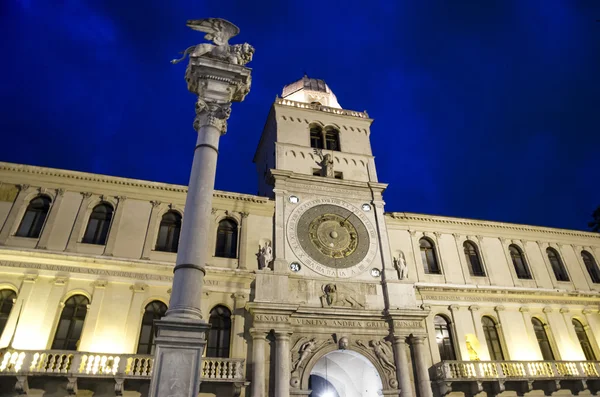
[531,318,555,360]
[52,295,90,350]
[207,306,231,358]
[481,316,504,360]
[16,196,51,238]
[509,245,531,279]
[581,251,600,284]
[0,289,17,337]
[572,319,596,360]
[546,248,569,282]
[464,241,485,277]
[136,301,168,354]
[434,315,456,360]
[310,126,324,149]
[324,128,340,151]
[215,219,238,258]
[156,211,182,253]
[82,203,113,245]
[420,238,440,274]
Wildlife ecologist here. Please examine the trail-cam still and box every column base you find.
[149,317,211,397]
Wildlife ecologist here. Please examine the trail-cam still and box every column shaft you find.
[275,331,291,397]
[238,212,249,269]
[392,336,413,397]
[103,196,126,256]
[168,124,220,318]
[37,189,65,249]
[251,331,267,397]
[411,336,433,397]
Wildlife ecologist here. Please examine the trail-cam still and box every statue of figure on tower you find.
[393,251,408,280]
[313,148,334,178]
[171,18,254,66]
[257,241,273,269]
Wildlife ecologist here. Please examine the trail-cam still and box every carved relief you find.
[356,339,395,375]
[320,284,364,308]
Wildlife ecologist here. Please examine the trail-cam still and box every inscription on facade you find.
[291,318,388,329]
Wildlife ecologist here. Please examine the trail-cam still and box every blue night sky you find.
[1,1,598,231]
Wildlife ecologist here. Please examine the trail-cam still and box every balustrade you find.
[275,97,369,118]
[0,349,244,382]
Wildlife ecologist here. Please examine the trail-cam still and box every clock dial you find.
[287,198,379,278]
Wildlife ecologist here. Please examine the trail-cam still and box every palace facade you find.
[0,76,599,397]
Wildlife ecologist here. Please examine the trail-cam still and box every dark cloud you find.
[0,0,598,231]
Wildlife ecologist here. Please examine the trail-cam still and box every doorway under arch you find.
[309,350,383,397]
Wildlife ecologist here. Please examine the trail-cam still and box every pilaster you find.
[141,201,163,259]
[65,192,94,252]
[238,212,249,269]
[103,196,127,256]
[0,184,34,244]
[11,274,39,349]
[78,280,107,351]
[36,188,65,249]
[231,292,248,358]
[123,284,149,353]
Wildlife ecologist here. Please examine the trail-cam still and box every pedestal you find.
[149,318,210,397]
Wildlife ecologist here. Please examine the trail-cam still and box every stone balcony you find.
[433,360,600,396]
[0,348,246,396]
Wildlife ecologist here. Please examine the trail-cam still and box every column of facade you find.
[274,330,292,397]
[230,293,248,358]
[3,274,37,349]
[410,335,433,397]
[103,196,127,256]
[36,277,68,346]
[237,212,249,269]
[250,329,268,397]
[272,188,287,272]
[123,284,149,352]
[452,233,470,284]
[149,35,252,397]
[141,201,162,259]
[469,305,490,360]
[0,184,33,244]
[392,335,413,397]
[37,189,65,249]
[65,192,94,251]
[572,245,595,289]
[78,280,107,351]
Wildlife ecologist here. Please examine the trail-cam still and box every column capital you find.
[193,99,231,133]
[17,184,30,192]
[53,276,68,286]
[449,304,461,311]
[56,188,66,197]
[273,330,293,340]
[150,200,162,209]
[468,305,480,312]
[495,305,506,312]
[22,274,38,283]
[81,191,93,199]
[543,306,553,313]
[239,211,249,218]
[409,334,427,344]
[249,328,269,339]
[130,283,148,293]
[559,307,570,314]
[519,306,530,313]
[391,334,408,344]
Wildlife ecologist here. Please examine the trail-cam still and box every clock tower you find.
[253,76,415,308]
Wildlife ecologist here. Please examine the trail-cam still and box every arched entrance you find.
[308,350,383,397]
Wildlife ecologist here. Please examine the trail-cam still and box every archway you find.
[309,350,383,397]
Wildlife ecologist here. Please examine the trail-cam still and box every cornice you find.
[0,162,272,205]
[385,212,600,240]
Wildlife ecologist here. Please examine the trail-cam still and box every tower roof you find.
[281,75,342,109]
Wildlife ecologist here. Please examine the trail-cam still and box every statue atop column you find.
[171,18,255,66]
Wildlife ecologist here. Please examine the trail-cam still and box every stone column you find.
[392,335,413,397]
[411,335,433,397]
[231,292,248,358]
[238,212,249,269]
[78,280,107,352]
[65,192,94,251]
[141,201,162,259]
[149,22,253,397]
[250,329,268,397]
[274,330,292,397]
[103,196,126,256]
[0,184,33,244]
[37,188,65,249]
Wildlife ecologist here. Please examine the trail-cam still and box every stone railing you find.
[433,360,600,395]
[275,97,369,119]
[0,349,244,382]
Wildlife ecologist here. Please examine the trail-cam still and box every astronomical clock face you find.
[287,198,378,278]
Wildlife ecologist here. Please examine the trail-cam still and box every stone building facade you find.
[0,76,599,396]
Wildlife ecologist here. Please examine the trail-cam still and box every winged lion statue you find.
[171,18,254,66]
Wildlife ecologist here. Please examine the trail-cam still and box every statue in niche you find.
[292,338,318,372]
[313,148,334,178]
[357,339,396,374]
[320,284,364,308]
[171,18,254,66]
[257,241,273,269]
[393,251,408,280]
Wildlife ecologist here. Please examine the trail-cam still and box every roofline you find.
[0,162,271,204]
[385,211,599,239]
